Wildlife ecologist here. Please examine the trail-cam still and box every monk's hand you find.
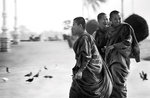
[107,45,114,51]
[74,70,82,80]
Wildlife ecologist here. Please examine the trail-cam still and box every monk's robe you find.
[105,23,140,98]
[94,28,108,60]
[69,33,113,98]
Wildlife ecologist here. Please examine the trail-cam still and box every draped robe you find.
[69,33,113,98]
[94,28,108,60]
[105,23,135,98]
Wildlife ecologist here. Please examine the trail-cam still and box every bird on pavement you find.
[43,75,53,78]
[2,77,9,82]
[24,72,32,77]
[33,70,41,78]
[139,71,148,81]
[26,77,34,82]
[44,66,48,70]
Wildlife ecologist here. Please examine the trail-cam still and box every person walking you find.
[105,10,140,98]
[69,17,112,98]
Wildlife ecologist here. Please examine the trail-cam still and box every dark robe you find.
[69,33,113,98]
[105,23,139,98]
[94,28,108,60]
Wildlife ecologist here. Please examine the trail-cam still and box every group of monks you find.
[69,10,140,98]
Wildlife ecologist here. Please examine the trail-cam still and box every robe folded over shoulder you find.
[106,23,140,67]
[70,33,113,98]
[105,23,140,98]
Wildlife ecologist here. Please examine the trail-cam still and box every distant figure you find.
[6,67,10,73]
[29,35,34,41]
[139,71,148,81]
[29,35,40,41]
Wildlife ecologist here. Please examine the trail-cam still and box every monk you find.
[105,10,140,98]
[69,17,113,98]
[94,12,109,59]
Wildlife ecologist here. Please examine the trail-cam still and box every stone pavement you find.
[0,41,150,98]
[0,41,74,98]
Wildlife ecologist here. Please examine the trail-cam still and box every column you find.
[12,0,20,44]
[0,0,11,52]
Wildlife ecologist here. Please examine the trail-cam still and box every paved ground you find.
[0,41,150,98]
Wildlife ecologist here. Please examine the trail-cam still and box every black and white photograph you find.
[0,0,150,98]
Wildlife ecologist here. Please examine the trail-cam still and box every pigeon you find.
[6,67,10,73]
[24,72,32,77]
[26,77,34,82]
[2,77,9,82]
[139,71,148,81]
[43,75,53,78]
[44,66,48,70]
[33,70,41,78]
[33,73,39,78]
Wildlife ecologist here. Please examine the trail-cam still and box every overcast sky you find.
[0,0,150,33]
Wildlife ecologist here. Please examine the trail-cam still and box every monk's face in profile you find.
[72,21,83,36]
[110,13,121,27]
